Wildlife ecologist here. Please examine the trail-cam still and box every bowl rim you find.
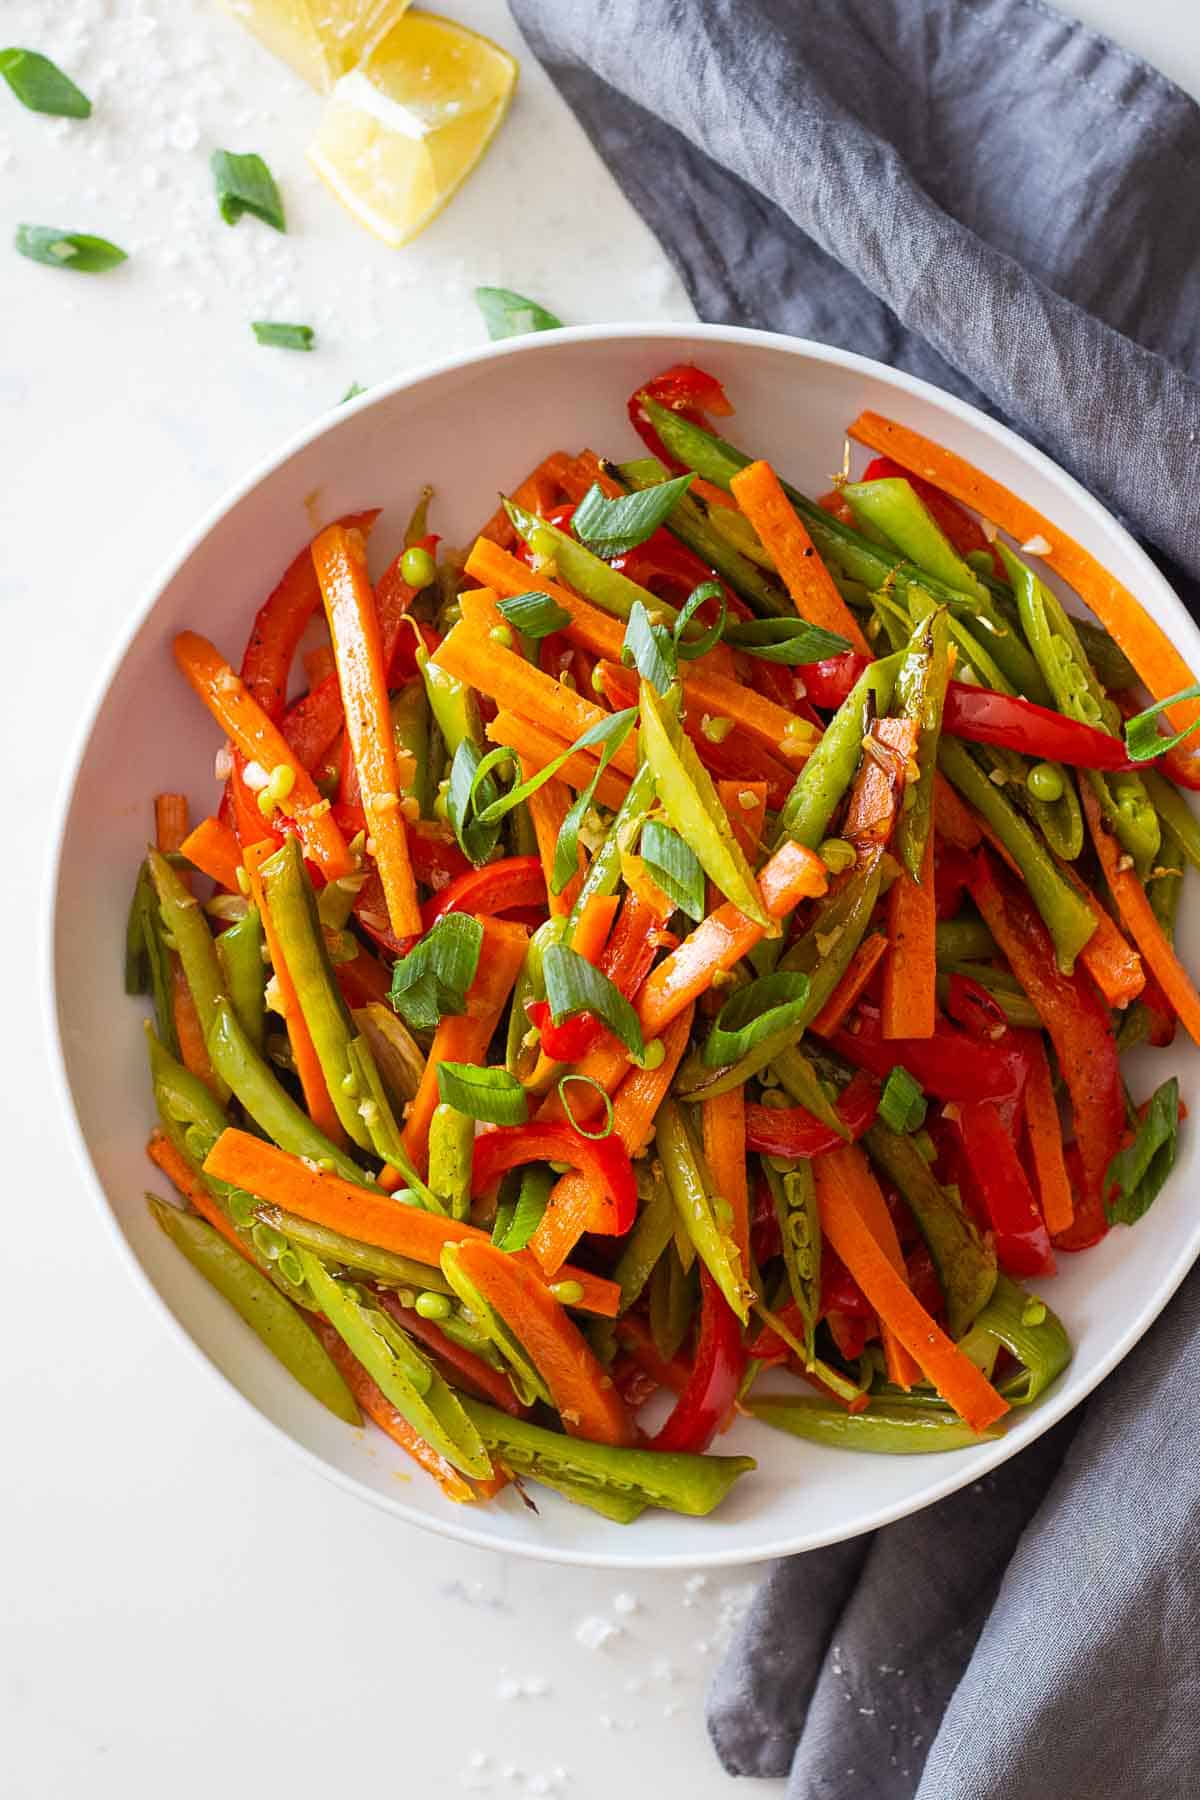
[45,319,1200,1569]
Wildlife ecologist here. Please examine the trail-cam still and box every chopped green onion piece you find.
[556,1075,615,1140]
[621,599,677,695]
[252,320,314,351]
[15,224,125,272]
[475,286,562,340]
[723,617,852,664]
[573,474,695,559]
[0,48,90,116]
[436,1061,529,1125]
[495,1164,555,1253]
[879,1066,928,1134]
[673,580,726,662]
[211,149,285,231]
[702,972,812,1068]
[340,381,366,403]
[388,914,483,1030]
[1105,1076,1180,1226]
[496,590,574,640]
[544,943,645,1061]
[447,738,505,865]
[1122,682,1200,762]
[640,820,705,922]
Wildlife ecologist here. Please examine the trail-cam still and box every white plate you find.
[48,324,1200,1568]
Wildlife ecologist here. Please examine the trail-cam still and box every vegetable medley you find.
[129,362,1199,1521]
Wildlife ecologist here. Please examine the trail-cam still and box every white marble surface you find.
[4,3,1194,1796]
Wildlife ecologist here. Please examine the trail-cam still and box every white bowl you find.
[49,324,1200,1569]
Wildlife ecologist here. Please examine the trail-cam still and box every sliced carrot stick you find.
[1080,780,1200,1044]
[1023,1040,1074,1236]
[535,1036,630,1126]
[457,586,508,637]
[557,449,624,504]
[882,835,936,1039]
[813,1148,1009,1431]
[620,853,674,923]
[809,932,888,1036]
[730,460,872,656]
[818,1147,921,1389]
[400,916,529,1168]
[312,524,420,937]
[674,664,812,766]
[637,841,828,1039]
[717,778,767,860]
[435,622,640,779]
[530,1005,695,1275]
[452,1241,634,1445]
[179,816,243,893]
[1055,855,1145,1009]
[571,892,620,964]
[173,631,353,881]
[847,410,1200,737]
[478,452,572,548]
[521,755,582,917]
[703,1087,750,1274]
[243,839,345,1146]
[933,771,982,849]
[486,712,632,810]
[155,793,190,857]
[147,1130,253,1265]
[203,1127,619,1317]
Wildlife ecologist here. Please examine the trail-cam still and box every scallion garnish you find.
[1105,1076,1180,1225]
[640,820,705,922]
[0,48,90,116]
[879,1066,928,1134]
[252,320,314,351]
[723,617,852,664]
[543,944,645,1061]
[496,590,573,640]
[621,599,676,695]
[388,914,483,1030]
[15,224,125,272]
[673,580,727,662]
[573,473,694,559]
[494,1164,555,1252]
[556,1074,616,1140]
[211,149,286,231]
[340,381,367,404]
[1122,683,1200,763]
[475,286,562,340]
[702,972,812,1068]
[436,1061,529,1125]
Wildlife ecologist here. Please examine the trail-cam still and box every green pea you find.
[415,1290,453,1321]
[1026,762,1064,803]
[638,1039,666,1071]
[401,545,436,589]
[549,1279,585,1306]
[818,837,856,874]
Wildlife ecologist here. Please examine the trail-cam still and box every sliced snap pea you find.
[264,1206,453,1294]
[749,1394,1000,1453]
[428,1102,474,1221]
[617,456,791,618]
[148,848,231,1103]
[215,903,266,1053]
[654,1099,751,1321]
[774,654,902,851]
[126,859,179,1055]
[863,1121,997,1337]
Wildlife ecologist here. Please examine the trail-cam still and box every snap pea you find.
[749,1394,1000,1452]
[1116,823,1184,1053]
[654,1099,752,1321]
[417,641,485,761]
[215,903,266,1053]
[617,456,791,617]
[1002,543,1160,874]
[146,1021,225,1152]
[938,738,1096,972]
[771,1045,849,1139]
[649,1243,696,1360]
[505,496,661,624]
[521,1470,647,1523]
[774,653,902,851]
[149,1199,360,1423]
[676,855,885,1099]
[935,967,1041,1030]
[565,761,657,931]
[955,1275,1071,1404]
[262,1206,454,1294]
[893,607,951,878]
[761,1160,821,1361]
[439,1243,552,1408]
[935,918,998,964]
[863,1121,997,1336]
[428,1102,474,1221]
[506,916,568,1079]
[391,679,431,818]
[207,998,369,1184]
[1075,619,1137,692]
[147,848,231,1103]
[461,1398,755,1517]
[300,1250,492,1477]
[1142,772,1200,874]
[344,1035,438,1207]
[125,859,178,1055]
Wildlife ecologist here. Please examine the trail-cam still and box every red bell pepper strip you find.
[377,1292,526,1417]
[966,851,1123,1249]
[826,1005,1028,1105]
[798,652,869,711]
[528,891,665,1064]
[650,1269,745,1454]
[408,822,471,893]
[420,855,547,932]
[862,454,1005,577]
[943,972,1010,1042]
[472,1122,637,1237]
[951,1100,1056,1277]
[744,1070,880,1158]
[240,509,380,721]
[942,684,1139,770]
[375,532,438,681]
[628,363,734,469]
[282,671,344,772]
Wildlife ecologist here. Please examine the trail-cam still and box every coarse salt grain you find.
[575,1615,621,1651]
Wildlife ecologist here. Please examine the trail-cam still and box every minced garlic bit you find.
[980,517,999,543]
[1021,533,1052,555]
[306,798,332,819]
[216,668,241,694]
[242,760,269,791]
[214,744,234,781]
[372,790,400,814]
[737,788,759,811]
[264,975,285,1015]
[399,796,420,822]
[988,767,1007,786]
[1116,853,1135,873]
[365,836,377,857]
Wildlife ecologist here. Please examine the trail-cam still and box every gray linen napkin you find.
[509,1,1200,1792]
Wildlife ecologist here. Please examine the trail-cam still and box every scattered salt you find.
[612,1591,639,1616]
[574,1615,621,1652]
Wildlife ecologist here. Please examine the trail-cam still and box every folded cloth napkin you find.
[509,2,1200,1793]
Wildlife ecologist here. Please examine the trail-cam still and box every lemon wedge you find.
[306,10,518,246]
[217,0,413,92]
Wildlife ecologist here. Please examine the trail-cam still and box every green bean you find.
[259,837,371,1149]
[215,903,266,1053]
[617,456,791,617]
[417,642,484,760]
[654,1099,751,1320]
[428,1102,474,1220]
[749,1393,1000,1452]
[461,1398,755,1517]
[302,1251,492,1476]
[774,653,902,850]
[391,679,431,817]
[863,1121,996,1336]
[566,761,657,930]
[894,607,951,879]
[1116,824,1185,1053]
[147,848,231,1103]
[935,918,998,964]
[125,859,179,1055]
[588,1169,677,1367]
[149,1198,360,1423]
[343,1036,437,1207]
[938,738,1095,972]
[207,998,368,1183]
[262,1207,454,1294]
